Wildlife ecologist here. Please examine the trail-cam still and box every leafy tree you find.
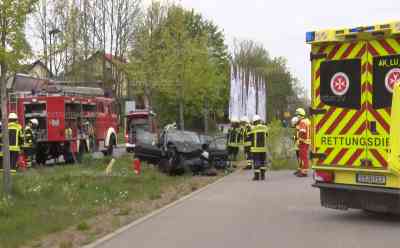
[1,0,37,195]
[129,2,230,131]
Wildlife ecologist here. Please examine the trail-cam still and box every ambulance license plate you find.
[356,174,386,185]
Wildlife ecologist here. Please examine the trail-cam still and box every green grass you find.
[0,155,192,248]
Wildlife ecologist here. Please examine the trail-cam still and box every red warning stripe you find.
[325,109,350,134]
[340,43,357,59]
[367,104,390,133]
[363,83,373,93]
[318,147,334,165]
[316,107,336,132]
[370,149,388,168]
[345,149,363,166]
[356,44,367,58]
[327,44,342,59]
[331,148,349,165]
[315,69,320,80]
[355,121,367,135]
[378,39,396,55]
[318,45,328,54]
[312,45,328,80]
[368,43,379,56]
[339,109,365,135]
[384,107,391,116]
[362,62,373,74]
[316,87,320,97]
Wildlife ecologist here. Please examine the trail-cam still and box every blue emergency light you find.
[306,31,315,42]
[364,26,375,31]
[350,26,375,33]
[349,27,362,33]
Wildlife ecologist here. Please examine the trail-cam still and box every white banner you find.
[229,65,267,122]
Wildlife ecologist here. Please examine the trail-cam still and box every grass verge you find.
[0,155,221,248]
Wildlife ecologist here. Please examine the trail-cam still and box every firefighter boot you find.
[245,160,253,170]
[260,168,266,181]
[253,170,260,181]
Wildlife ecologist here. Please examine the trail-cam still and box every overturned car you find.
[134,128,228,175]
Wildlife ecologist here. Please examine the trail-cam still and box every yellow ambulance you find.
[307,21,400,214]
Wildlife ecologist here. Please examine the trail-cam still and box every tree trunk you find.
[1,62,11,195]
[179,99,184,131]
[204,97,209,134]
[178,82,184,131]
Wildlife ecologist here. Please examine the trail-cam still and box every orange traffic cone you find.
[133,159,141,175]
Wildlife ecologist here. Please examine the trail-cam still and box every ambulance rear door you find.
[311,41,368,168]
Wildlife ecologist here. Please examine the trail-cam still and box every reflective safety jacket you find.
[248,124,269,153]
[227,127,240,147]
[244,124,252,147]
[8,122,23,152]
[22,126,33,148]
[238,126,246,146]
[298,118,311,145]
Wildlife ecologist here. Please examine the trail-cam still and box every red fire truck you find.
[8,82,118,164]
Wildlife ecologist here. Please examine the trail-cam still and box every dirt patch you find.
[25,176,219,248]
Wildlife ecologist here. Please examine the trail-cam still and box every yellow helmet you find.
[295,108,306,117]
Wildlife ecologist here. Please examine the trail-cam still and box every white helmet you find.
[8,113,18,120]
[291,116,300,127]
[231,118,239,123]
[30,118,39,126]
[252,115,261,123]
[241,116,249,123]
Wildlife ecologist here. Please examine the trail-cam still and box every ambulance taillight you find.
[314,171,334,183]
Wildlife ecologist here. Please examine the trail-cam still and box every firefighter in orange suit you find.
[291,116,301,175]
[294,108,310,177]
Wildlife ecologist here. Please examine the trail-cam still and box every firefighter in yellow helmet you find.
[22,119,39,167]
[227,118,240,161]
[242,116,253,170]
[248,115,269,181]
[8,113,23,169]
[294,108,311,177]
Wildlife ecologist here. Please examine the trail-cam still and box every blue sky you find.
[146,0,400,97]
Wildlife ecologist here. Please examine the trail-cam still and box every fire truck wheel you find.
[36,152,47,166]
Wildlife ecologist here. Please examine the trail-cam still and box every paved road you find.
[96,170,400,248]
